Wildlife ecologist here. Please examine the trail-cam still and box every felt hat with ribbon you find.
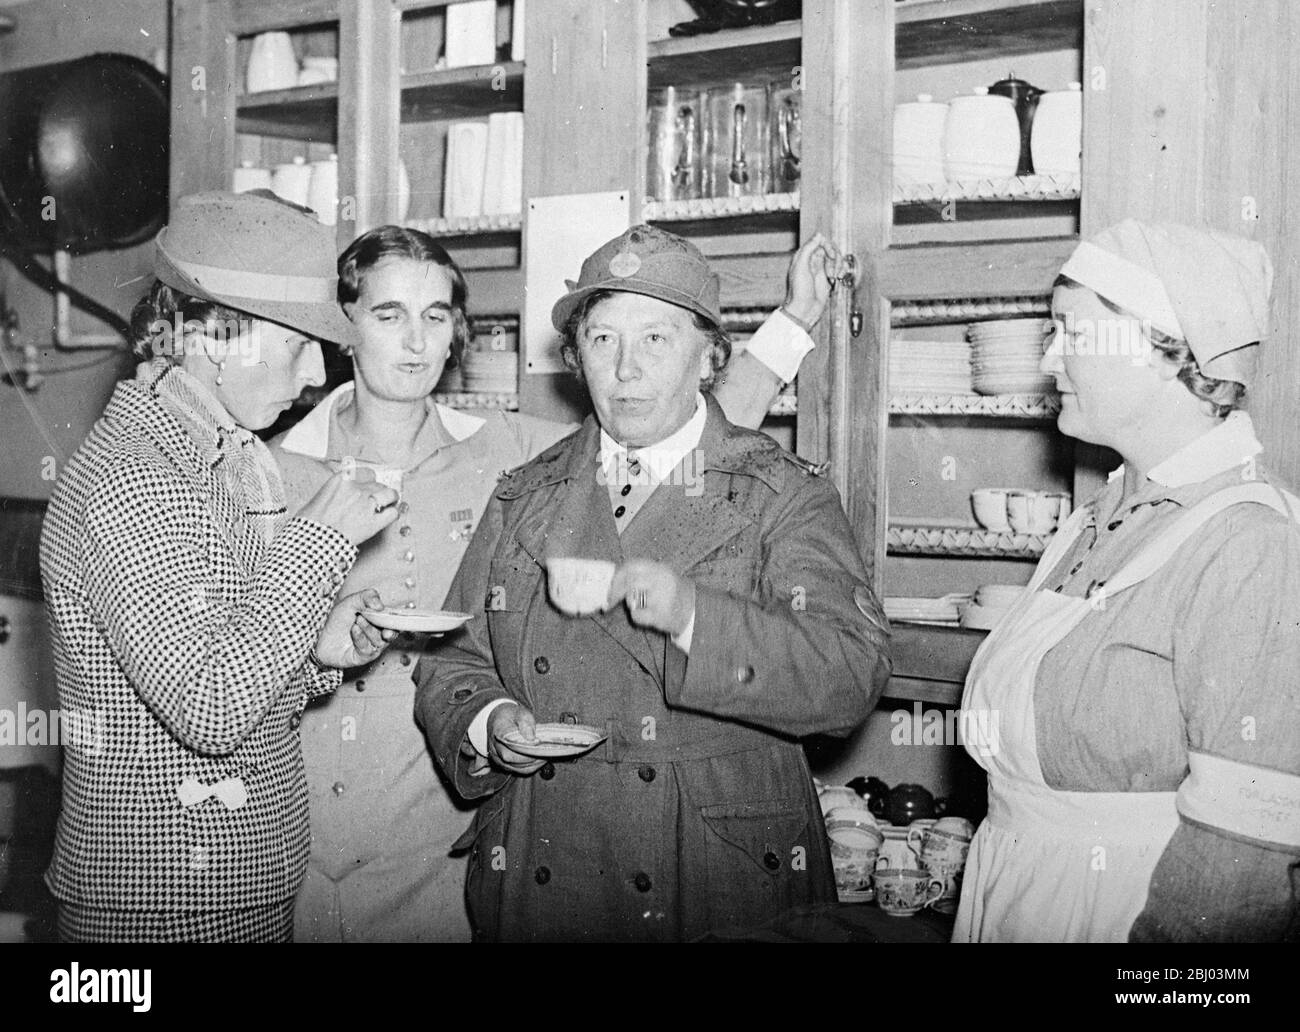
[153,189,356,348]
[1058,219,1273,387]
[551,224,722,332]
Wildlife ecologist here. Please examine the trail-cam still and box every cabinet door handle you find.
[839,254,864,338]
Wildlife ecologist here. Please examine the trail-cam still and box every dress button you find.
[399,525,412,536]
[332,781,345,796]
[534,656,550,674]
[560,712,577,725]
[403,550,415,562]
[356,679,366,692]
[763,851,781,871]
[289,713,301,730]
[399,653,412,666]
[398,501,410,515]
[638,765,656,783]
[330,570,344,586]
[620,484,631,497]
[614,505,626,518]
[735,665,755,684]
[535,866,551,885]
[634,872,652,893]
[405,601,417,608]
[317,580,333,597]
[539,762,556,781]
[404,577,416,588]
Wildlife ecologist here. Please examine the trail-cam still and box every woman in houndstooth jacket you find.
[39,192,401,942]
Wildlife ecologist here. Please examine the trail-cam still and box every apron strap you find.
[1102,482,1300,598]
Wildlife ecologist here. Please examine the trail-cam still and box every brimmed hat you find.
[153,190,356,348]
[551,224,722,332]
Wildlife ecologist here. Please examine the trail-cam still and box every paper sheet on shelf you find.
[523,191,630,375]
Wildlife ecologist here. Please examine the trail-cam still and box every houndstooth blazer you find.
[39,371,357,916]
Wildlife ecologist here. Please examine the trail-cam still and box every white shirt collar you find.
[276,381,485,459]
[1106,410,1264,488]
[599,394,707,483]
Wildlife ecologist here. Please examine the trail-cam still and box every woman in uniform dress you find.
[954,220,1300,942]
[271,224,844,941]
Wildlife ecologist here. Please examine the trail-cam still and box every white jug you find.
[232,160,272,194]
[271,155,312,207]
[894,94,948,186]
[943,87,1020,181]
[1031,82,1083,178]
[307,154,339,225]
[246,31,299,94]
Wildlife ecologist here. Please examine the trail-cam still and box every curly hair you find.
[128,281,249,363]
[1055,275,1247,417]
[337,225,472,369]
[559,289,731,392]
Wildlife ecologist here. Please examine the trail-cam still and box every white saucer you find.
[361,608,473,633]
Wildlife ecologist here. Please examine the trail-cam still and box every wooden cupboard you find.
[168,0,1300,725]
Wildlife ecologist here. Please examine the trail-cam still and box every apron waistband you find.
[987,776,1178,844]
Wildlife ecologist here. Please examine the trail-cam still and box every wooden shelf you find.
[888,522,1050,558]
[401,62,524,122]
[237,82,339,142]
[644,192,800,223]
[894,173,1080,206]
[891,295,1050,326]
[889,392,1059,418]
[895,0,1083,68]
[433,391,519,411]
[407,213,522,237]
[235,0,339,36]
[647,21,801,90]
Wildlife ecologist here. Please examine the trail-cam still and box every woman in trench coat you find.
[415,225,891,941]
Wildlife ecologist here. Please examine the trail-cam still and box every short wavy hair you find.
[128,281,249,363]
[337,225,472,369]
[559,289,731,392]
[1055,275,1247,417]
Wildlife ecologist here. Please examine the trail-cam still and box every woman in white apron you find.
[269,225,846,941]
[955,220,1300,942]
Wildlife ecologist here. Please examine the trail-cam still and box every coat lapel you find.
[619,397,761,577]
[509,420,660,678]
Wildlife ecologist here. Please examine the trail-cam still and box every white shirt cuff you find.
[468,698,515,755]
[671,608,696,655]
[742,308,815,384]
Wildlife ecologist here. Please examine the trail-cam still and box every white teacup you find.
[546,558,616,616]
[1006,490,1059,534]
[971,487,1012,532]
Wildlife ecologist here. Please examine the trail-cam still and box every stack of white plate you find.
[889,340,973,394]
[460,350,518,393]
[968,319,1055,395]
[884,593,972,626]
[959,584,1024,630]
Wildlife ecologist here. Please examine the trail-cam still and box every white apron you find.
[953,482,1298,942]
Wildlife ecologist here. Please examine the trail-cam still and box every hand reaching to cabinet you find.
[782,231,849,330]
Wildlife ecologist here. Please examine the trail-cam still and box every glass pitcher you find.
[704,83,770,198]
[647,86,704,202]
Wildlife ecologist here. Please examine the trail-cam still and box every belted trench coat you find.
[415,397,891,941]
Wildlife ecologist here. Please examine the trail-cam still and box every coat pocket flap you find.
[700,799,811,874]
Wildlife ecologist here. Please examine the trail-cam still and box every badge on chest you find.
[449,508,475,542]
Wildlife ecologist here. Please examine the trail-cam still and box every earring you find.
[216,359,225,386]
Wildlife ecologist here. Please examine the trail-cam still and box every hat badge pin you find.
[608,249,641,278]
